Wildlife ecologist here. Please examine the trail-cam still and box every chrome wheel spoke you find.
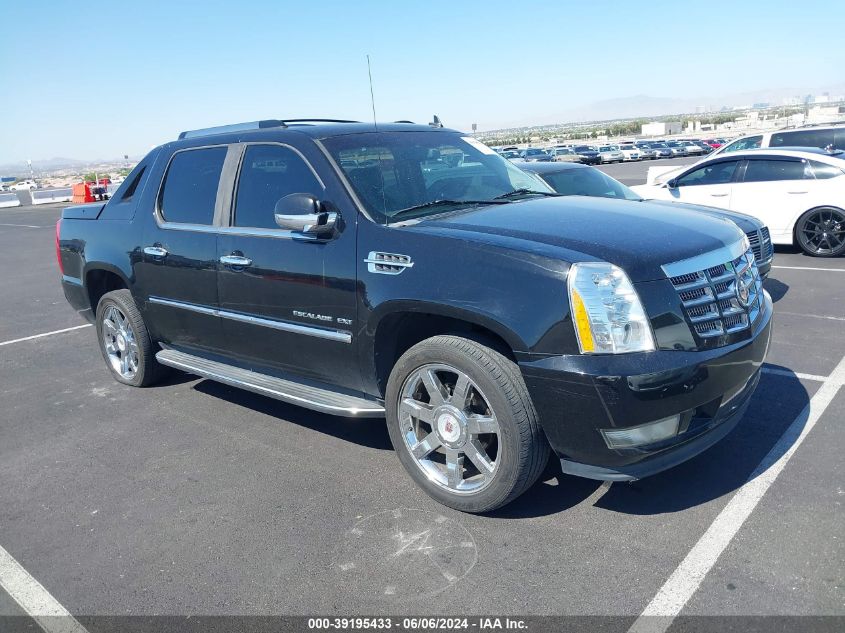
[400,397,435,424]
[451,373,471,407]
[421,368,448,406]
[445,449,463,489]
[467,414,498,435]
[411,432,441,459]
[102,318,118,338]
[464,439,496,477]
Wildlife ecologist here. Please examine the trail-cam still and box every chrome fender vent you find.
[364,251,414,275]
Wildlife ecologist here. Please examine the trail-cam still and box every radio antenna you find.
[366,55,378,131]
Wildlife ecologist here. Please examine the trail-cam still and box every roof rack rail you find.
[177,118,360,140]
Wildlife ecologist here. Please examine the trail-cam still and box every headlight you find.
[567,262,655,354]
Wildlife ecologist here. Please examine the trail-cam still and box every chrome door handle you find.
[787,191,808,194]
[219,255,253,267]
[143,246,168,257]
[709,193,728,197]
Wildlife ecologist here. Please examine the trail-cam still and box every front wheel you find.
[386,335,549,513]
[795,207,845,257]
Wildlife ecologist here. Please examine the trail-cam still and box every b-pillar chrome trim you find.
[148,297,352,343]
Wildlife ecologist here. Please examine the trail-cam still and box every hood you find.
[411,196,746,282]
[645,199,764,233]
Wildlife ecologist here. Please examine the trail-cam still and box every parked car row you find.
[499,138,724,165]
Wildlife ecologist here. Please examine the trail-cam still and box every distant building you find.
[641,121,682,136]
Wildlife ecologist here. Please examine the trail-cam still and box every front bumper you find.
[519,293,773,481]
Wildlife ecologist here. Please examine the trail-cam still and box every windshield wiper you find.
[389,198,507,221]
[493,188,561,200]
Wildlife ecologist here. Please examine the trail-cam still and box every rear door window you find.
[159,147,227,225]
[742,159,810,182]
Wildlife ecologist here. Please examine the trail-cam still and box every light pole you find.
[27,159,34,180]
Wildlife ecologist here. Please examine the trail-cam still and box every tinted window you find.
[234,145,323,229]
[721,135,762,153]
[160,147,227,224]
[676,161,739,186]
[743,159,809,182]
[835,130,845,151]
[770,129,834,149]
[541,168,640,200]
[810,160,844,179]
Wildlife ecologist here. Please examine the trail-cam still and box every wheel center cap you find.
[116,334,127,352]
[436,412,462,444]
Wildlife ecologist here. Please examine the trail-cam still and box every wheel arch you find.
[84,264,131,314]
[368,301,526,397]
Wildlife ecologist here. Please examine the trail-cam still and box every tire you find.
[95,289,167,387]
[385,335,549,513]
[795,207,845,257]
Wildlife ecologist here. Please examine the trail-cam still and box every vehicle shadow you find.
[192,380,394,451]
[763,277,789,302]
[492,368,811,519]
[183,367,809,520]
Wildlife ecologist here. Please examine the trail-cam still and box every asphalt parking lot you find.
[1,162,843,631]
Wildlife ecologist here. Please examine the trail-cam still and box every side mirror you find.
[274,193,338,236]
[666,178,679,189]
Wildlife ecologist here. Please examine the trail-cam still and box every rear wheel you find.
[95,289,167,387]
[386,335,548,513]
[795,207,845,257]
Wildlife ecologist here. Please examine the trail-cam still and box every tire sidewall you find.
[385,338,526,513]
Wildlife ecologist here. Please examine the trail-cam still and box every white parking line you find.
[0,544,88,633]
[628,355,845,633]
[0,223,48,229]
[771,265,845,272]
[0,324,92,348]
[761,366,827,382]
[776,311,845,322]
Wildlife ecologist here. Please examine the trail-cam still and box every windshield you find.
[539,167,641,201]
[573,145,594,152]
[322,131,551,223]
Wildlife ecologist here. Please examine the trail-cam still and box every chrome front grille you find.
[664,240,764,341]
[745,227,773,265]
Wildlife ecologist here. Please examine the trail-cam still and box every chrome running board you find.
[155,349,385,417]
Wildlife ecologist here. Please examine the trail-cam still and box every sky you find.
[1,0,843,164]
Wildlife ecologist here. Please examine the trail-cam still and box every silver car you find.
[597,145,624,163]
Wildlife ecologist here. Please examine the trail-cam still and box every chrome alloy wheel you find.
[398,364,500,494]
[102,305,139,379]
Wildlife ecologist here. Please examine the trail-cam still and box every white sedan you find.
[631,148,845,257]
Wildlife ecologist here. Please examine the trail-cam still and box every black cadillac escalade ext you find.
[57,119,772,513]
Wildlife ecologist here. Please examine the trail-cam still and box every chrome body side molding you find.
[148,297,352,343]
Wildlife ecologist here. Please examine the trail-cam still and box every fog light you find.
[600,414,680,449]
